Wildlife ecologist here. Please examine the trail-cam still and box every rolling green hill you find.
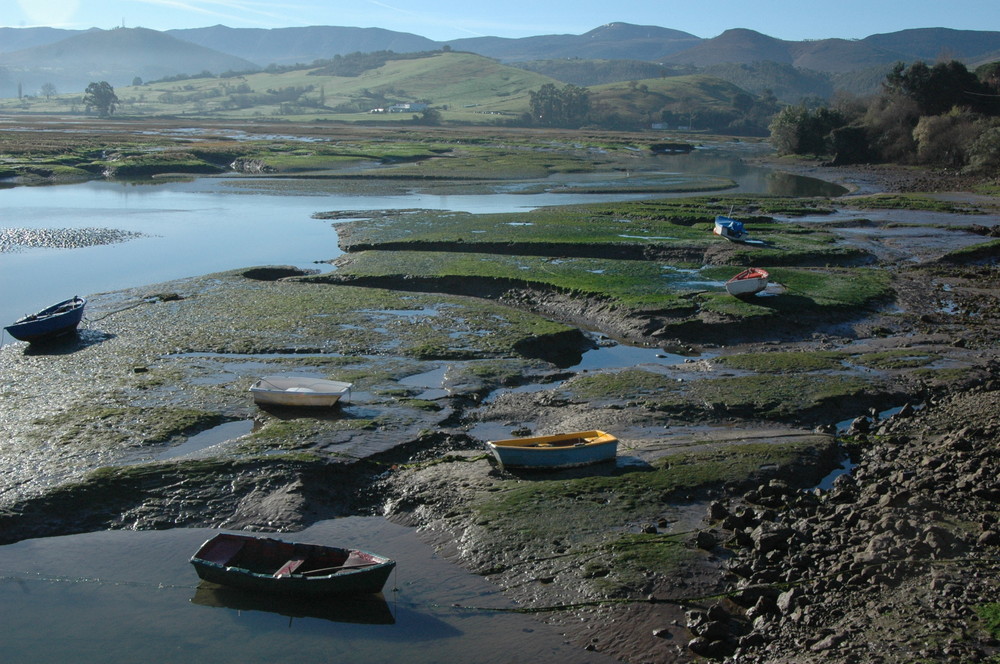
[588,75,751,125]
[2,23,1000,105]
[1,51,559,122]
[0,50,760,131]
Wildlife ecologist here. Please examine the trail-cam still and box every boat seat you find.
[273,557,307,578]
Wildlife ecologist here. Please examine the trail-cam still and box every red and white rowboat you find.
[725,268,769,296]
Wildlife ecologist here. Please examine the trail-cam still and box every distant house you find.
[387,103,429,113]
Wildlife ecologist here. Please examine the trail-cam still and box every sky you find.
[2,0,999,42]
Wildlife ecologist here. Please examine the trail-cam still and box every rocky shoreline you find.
[372,162,1000,663]
[706,383,1000,663]
[1,151,997,663]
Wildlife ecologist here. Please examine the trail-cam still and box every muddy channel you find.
[1,156,999,663]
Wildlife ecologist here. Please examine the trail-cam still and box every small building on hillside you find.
[387,103,429,113]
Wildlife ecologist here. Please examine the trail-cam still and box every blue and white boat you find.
[4,296,86,343]
[486,430,618,469]
[713,215,747,241]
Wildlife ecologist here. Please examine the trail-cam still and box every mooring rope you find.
[84,299,152,323]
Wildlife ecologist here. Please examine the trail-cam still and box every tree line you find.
[769,60,1000,174]
[526,82,779,134]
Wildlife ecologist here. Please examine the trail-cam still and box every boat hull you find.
[487,430,618,469]
[191,533,395,596]
[4,296,86,343]
[713,216,746,241]
[725,268,769,296]
[250,377,352,407]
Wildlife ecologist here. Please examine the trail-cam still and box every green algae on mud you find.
[844,193,987,214]
[129,269,579,360]
[713,350,847,372]
[0,267,592,511]
[31,406,226,450]
[558,367,886,424]
[0,454,375,544]
[851,349,941,369]
[329,250,893,339]
[332,198,847,256]
[468,438,835,588]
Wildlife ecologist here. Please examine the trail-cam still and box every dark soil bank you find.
[1,151,998,664]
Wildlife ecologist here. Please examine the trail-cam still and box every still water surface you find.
[0,152,841,661]
[0,518,617,664]
[1,150,843,341]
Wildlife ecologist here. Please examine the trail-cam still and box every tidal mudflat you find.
[2,120,999,663]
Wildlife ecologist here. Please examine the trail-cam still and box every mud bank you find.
[0,156,997,664]
[367,163,1000,662]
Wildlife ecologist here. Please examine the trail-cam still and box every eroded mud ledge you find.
[1,157,998,663]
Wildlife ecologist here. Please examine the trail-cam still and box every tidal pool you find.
[0,518,616,664]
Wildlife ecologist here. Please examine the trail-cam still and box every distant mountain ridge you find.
[167,25,438,66]
[659,27,1000,73]
[0,23,998,100]
[0,27,257,97]
[445,23,702,63]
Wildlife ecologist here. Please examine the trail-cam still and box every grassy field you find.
[0,51,752,127]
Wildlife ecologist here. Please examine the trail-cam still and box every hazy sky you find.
[3,0,998,41]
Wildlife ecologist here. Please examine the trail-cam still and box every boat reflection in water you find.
[191,584,396,625]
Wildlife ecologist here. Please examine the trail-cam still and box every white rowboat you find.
[250,376,353,407]
[725,268,769,296]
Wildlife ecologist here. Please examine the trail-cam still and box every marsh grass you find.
[560,367,877,421]
[156,273,574,358]
[851,349,940,369]
[975,604,1000,638]
[333,197,876,280]
[939,238,1000,263]
[334,250,891,326]
[336,198,842,250]
[335,250,697,307]
[695,266,892,320]
[689,374,872,419]
[714,350,847,372]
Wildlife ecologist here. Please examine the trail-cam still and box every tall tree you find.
[768,105,846,156]
[529,83,591,128]
[884,61,990,116]
[83,81,119,117]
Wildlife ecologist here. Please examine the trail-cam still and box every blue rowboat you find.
[191,532,396,596]
[4,296,86,343]
[486,430,618,469]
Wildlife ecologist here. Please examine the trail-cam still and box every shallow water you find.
[1,153,842,345]
[0,154,845,659]
[0,518,616,664]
